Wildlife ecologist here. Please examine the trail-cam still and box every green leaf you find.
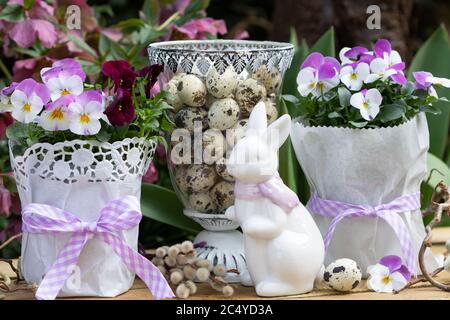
[0,5,25,22]
[143,0,160,25]
[401,81,415,96]
[23,0,35,10]
[278,99,299,195]
[338,87,351,107]
[408,25,450,159]
[426,152,450,188]
[114,18,146,31]
[141,183,202,233]
[310,27,335,57]
[281,94,299,105]
[328,111,343,119]
[66,33,98,59]
[379,103,406,122]
[349,121,368,128]
[282,28,309,99]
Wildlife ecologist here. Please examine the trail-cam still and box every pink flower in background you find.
[143,162,159,184]
[172,18,227,40]
[6,0,57,49]
[0,179,12,215]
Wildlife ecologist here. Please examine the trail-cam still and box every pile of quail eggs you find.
[164,65,282,214]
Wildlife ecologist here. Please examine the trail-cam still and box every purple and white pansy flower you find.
[297,52,340,97]
[367,255,411,293]
[340,62,370,91]
[68,90,105,136]
[0,82,18,112]
[10,79,50,123]
[366,39,407,85]
[39,94,74,131]
[41,59,86,101]
[350,88,383,121]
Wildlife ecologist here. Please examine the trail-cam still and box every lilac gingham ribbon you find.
[22,196,174,300]
[307,192,420,274]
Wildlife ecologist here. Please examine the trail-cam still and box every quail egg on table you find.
[174,107,208,132]
[163,79,184,112]
[202,129,226,165]
[226,118,248,147]
[189,191,216,213]
[215,157,234,182]
[184,164,217,193]
[252,65,282,95]
[210,180,235,212]
[236,78,267,116]
[323,258,362,292]
[177,74,207,107]
[207,98,240,130]
[206,67,238,99]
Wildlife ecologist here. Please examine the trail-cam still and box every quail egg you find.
[207,98,240,130]
[163,79,183,112]
[324,258,362,292]
[252,65,282,94]
[202,129,226,165]
[215,157,234,182]
[206,67,238,99]
[210,180,235,212]
[184,164,217,193]
[174,107,208,132]
[226,118,248,148]
[177,74,207,107]
[174,166,189,193]
[189,191,216,213]
[236,78,267,116]
[264,98,278,124]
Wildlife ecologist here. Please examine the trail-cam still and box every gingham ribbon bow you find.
[307,192,420,274]
[22,196,174,300]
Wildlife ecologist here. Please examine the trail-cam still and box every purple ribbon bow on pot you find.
[22,196,174,300]
[307,192,420,274]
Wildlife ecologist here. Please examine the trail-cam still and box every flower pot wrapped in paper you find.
[289,40,450,277]
[148,40,294,282]
[2,59,173,299]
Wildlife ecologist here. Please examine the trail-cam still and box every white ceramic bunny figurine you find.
[225,102,325,297]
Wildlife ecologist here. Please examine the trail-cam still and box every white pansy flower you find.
[367,264,408,293]
[350,88,383,121]
[340,63,370,91]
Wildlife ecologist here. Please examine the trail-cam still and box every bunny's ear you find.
[246,101,267,136]
[266,114,291,149]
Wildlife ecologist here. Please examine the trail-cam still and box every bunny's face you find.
[227,102,291,184]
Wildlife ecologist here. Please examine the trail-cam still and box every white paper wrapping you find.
[291,113,439,276]
[10,137,155,297]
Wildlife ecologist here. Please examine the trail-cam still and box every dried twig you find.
[418,180,450,292]
[0,233,22,251]
[394,267,444,293]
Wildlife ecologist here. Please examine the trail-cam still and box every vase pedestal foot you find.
[193,230,251,284]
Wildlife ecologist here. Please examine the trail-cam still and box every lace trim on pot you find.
[10,138,156,190]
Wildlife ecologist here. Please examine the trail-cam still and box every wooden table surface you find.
[2,228,449,300]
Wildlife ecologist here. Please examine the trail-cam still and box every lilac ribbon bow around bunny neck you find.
[307,192,420,274]
[22,196,174,300]
[235,173,300,213]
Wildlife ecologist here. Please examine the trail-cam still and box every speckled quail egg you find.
[215,157,234,182]
[174,166,189,193]
[163,79,183,112]
[184,164,217,193]
[205,94,217,109]
[207,98,240,130]
[252,65,282,94]
[189,191,216,213]
[174,107,208,132]
[324,258,362,292]
[210,181,235,212]
[226,118,248,148]
[264,98,278,124]
[236,78,267,116]
[177,74,207,107]
[206,67,238,98]
[170,134,193,165]
[202,129,226,165]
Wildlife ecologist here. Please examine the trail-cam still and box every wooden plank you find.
[1,233,449,300]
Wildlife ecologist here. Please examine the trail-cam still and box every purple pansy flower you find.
[39,94,74,131]
[297,52,340,97]
[366,39,407,85]
[68,90,105,136]
[0,82,18,112]
[10,78,50,123]
[367,255,411,293]
[104,88,135,127]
